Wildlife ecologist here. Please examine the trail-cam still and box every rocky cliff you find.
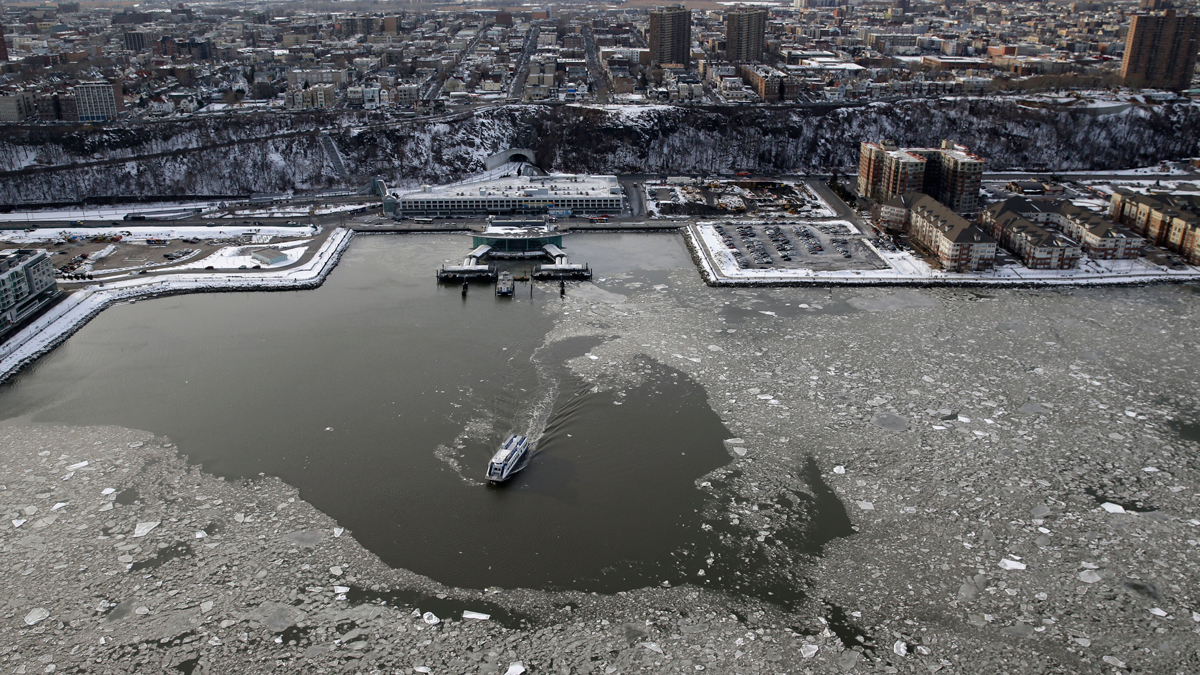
[2,99,1198,203]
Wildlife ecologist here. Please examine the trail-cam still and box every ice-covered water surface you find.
[3,234,1199,672]
[3,233,1200,638]
[549,254,1200,617]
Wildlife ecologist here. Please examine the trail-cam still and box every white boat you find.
[487,434,530,482]
[496,270,515,296]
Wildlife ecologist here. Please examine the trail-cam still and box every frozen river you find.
[3,232,1199,642]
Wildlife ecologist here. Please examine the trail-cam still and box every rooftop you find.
[398,173,620,201]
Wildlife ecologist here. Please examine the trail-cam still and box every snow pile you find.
[166,243,308,270]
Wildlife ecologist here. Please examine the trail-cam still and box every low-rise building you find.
[0,90,37,122]
[906,193,996,272]
[1109,189,1200,264]
[876,192,919,231]
[285,83,336,109]
[980,200,1082,270]
[251,248,289,265]
[287,68,348,87]
[0,249,58,336]
[987,198,1142,261]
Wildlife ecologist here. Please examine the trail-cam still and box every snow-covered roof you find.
[398,173,619,201]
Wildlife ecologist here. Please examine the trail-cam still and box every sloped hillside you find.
[2,99,1197,203]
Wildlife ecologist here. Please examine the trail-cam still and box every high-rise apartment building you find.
[725,8,767,62]
[0,21,8,62]
[73,82,120,122]
[1120,10,1200,90]
[649,5,691,66]
[124,31,150,52]
[858,139,985,213]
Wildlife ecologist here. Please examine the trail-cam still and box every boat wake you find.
[520,344,561,455]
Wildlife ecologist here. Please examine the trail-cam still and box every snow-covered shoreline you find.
[684,223,1200,287]
[0,228,354,384]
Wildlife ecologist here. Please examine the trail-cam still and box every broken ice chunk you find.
[133,521,160,538]
[504,663,526,675]
[101,488,116,495]
[833,465,846,474]
[422,611,440,625]
[1079,570,1102,584]
[1100,503,1126,514]
[800,644,818,658]
[857,501,874,511]
[25,608,50,625]
[333,527,344,537]
[462,611,490,620]
[66,461,89,470]
[998,558,1026,571]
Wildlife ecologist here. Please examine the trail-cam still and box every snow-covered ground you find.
[439,162,528,188]
[222,202,372,219]
[1079,179,1200,197]
[687,223,1200,286]
[0,229,354,383]
[1,224,320,243]
[166,240,310,270]
[0,201,226,223]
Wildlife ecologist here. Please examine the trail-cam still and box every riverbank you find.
[685,223,1200,287]
[0,227,354,384]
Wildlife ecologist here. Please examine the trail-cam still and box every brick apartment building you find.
[725,8,767,62]
[980,200,1082,270]
[985,198,1144,261]
[1120,10,1200,90]
[858,139,985,213]
[649,5,691,66]
[1110,189,1200,264]
[906,193,996,272]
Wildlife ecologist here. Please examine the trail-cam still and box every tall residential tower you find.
[725,8,767,62]
[649,5,691,66]
[1120,10,1200,90]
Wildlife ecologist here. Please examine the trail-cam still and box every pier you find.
[437,218,593,283]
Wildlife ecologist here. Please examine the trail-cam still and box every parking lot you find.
[709,221,890,272]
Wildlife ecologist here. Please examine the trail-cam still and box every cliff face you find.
[2,100,1198,203]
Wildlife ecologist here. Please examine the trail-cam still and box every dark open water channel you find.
[1,234,814,598]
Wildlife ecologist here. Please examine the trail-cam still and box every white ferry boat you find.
[486,434,530,482]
